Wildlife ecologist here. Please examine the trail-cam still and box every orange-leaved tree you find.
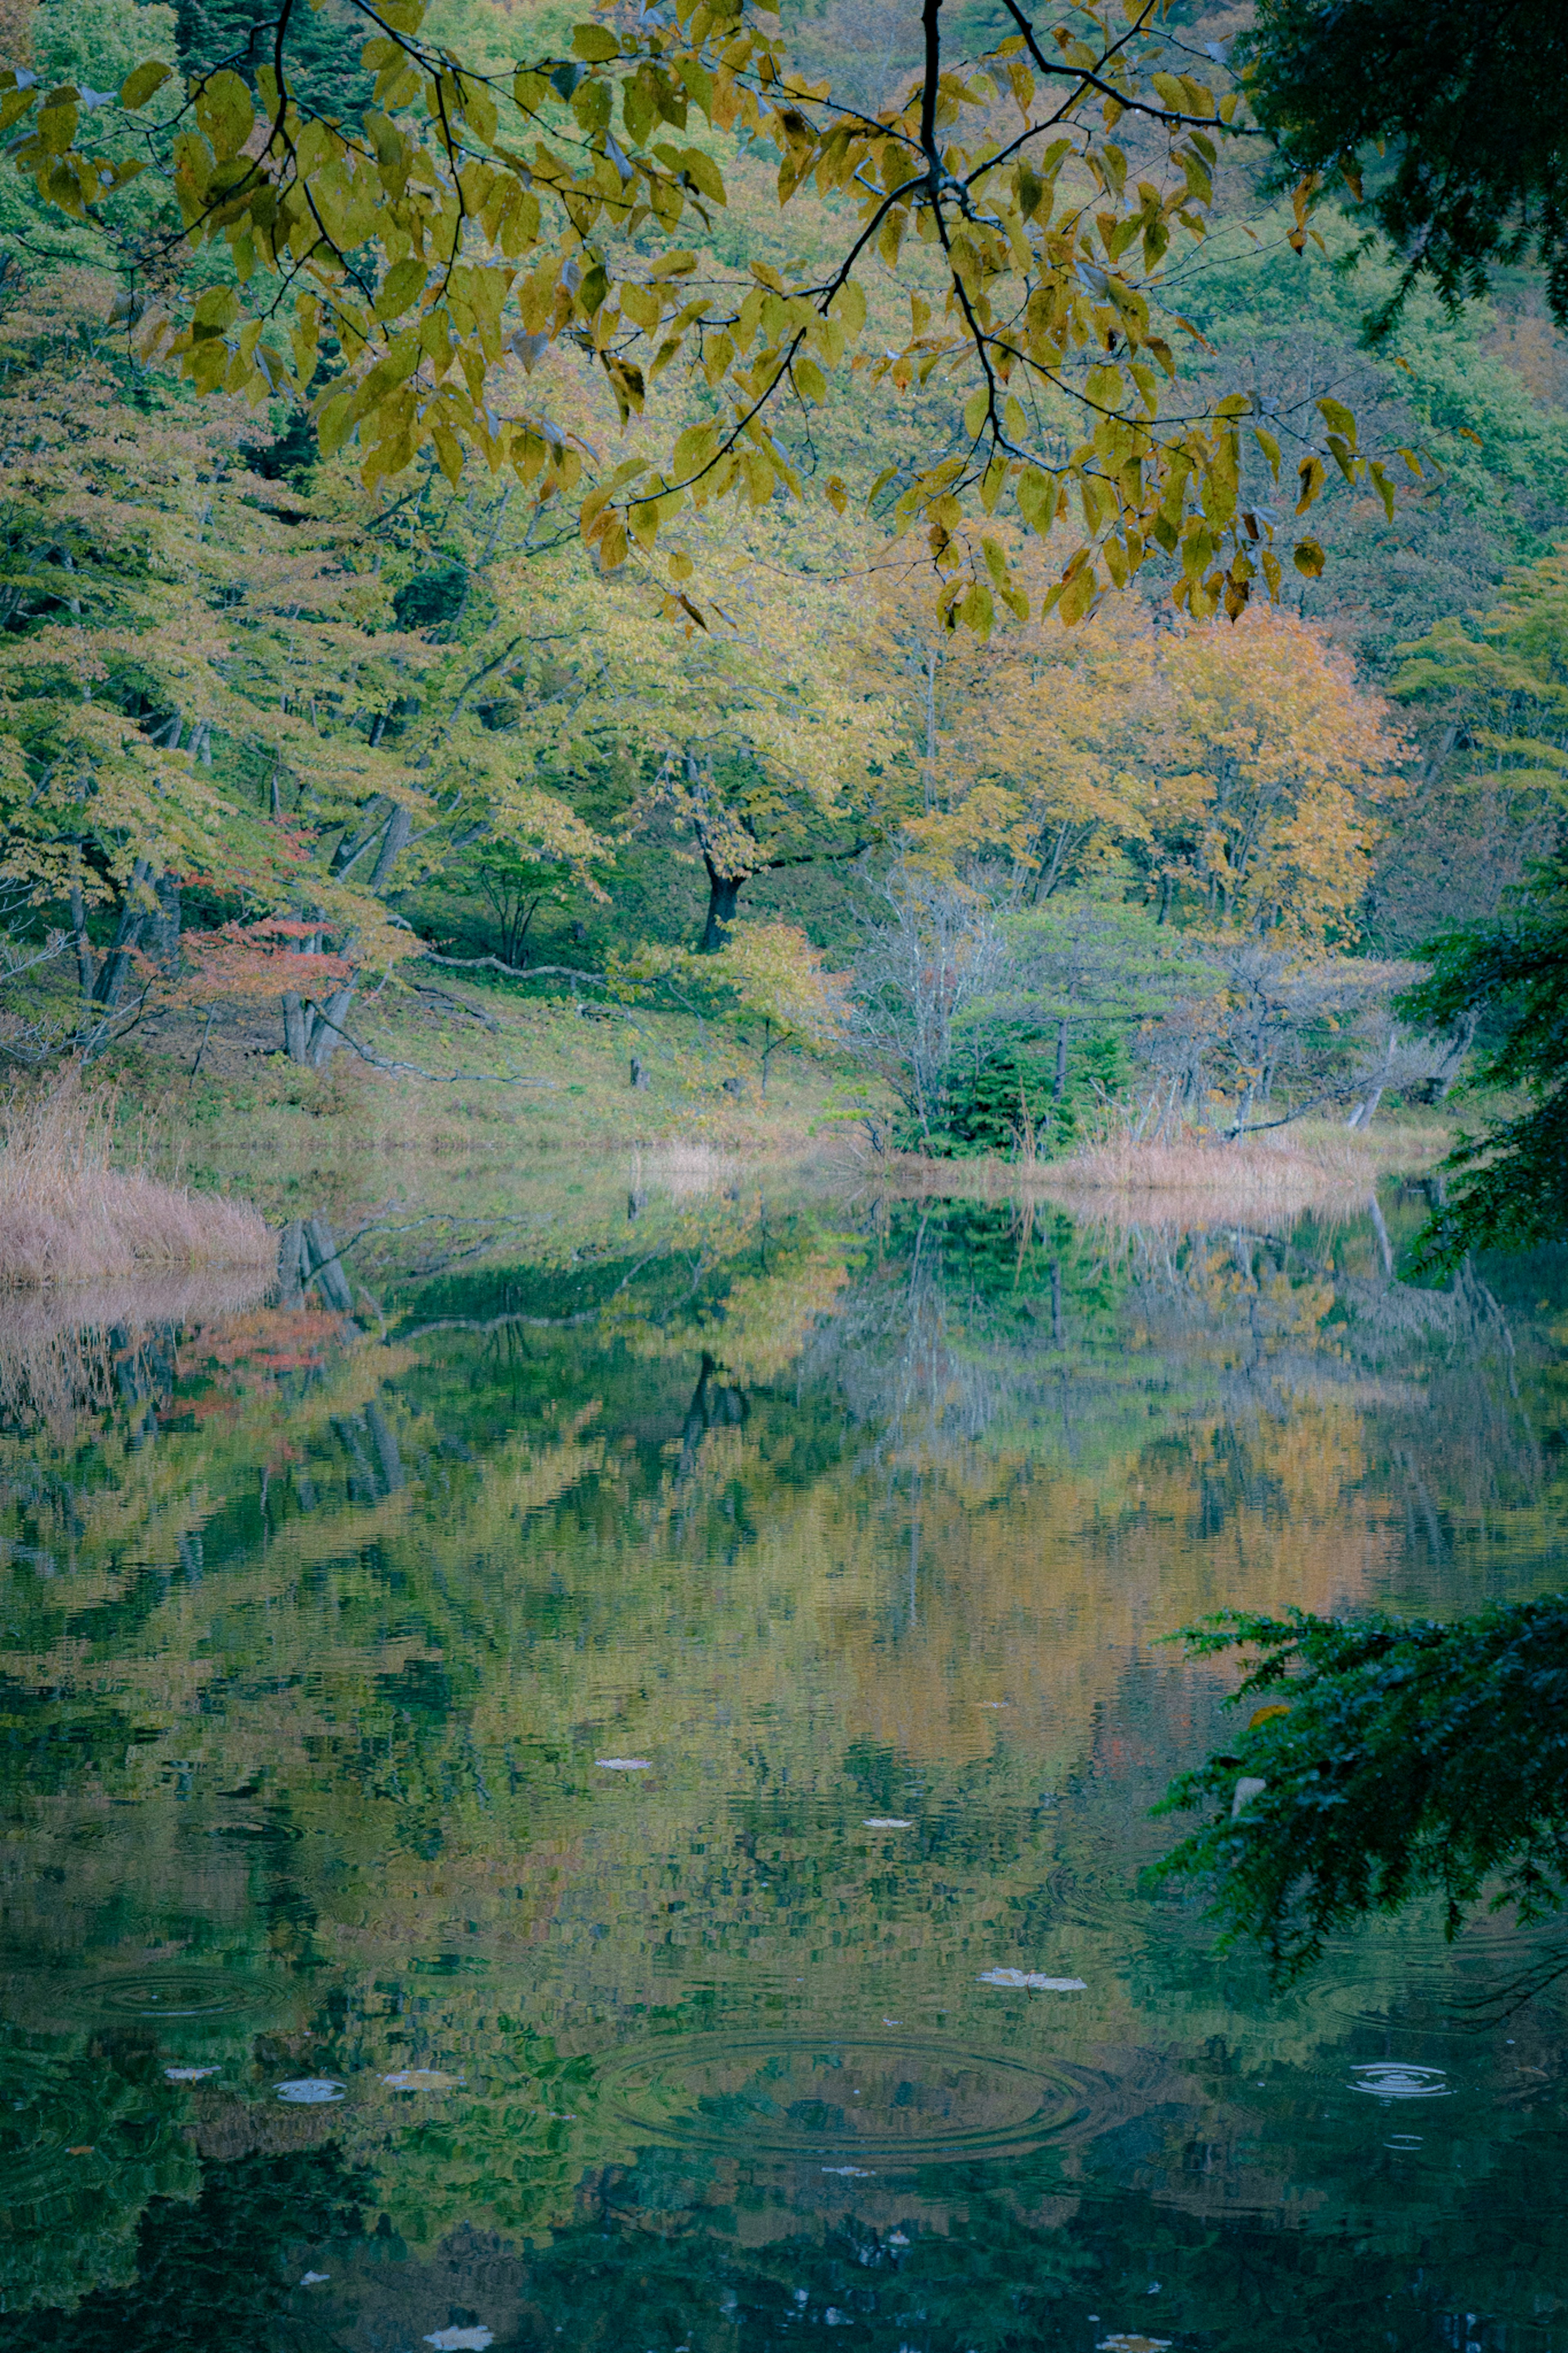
[861,581,1407,946]
[1149,608,1410,944]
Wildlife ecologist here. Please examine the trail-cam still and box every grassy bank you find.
[850,1113,1453,1225]
[115,983,845,1224]
[0,1083,273,1288]
[78,977,1460,1240]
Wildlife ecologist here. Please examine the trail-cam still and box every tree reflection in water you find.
[1,1179,1566,2350]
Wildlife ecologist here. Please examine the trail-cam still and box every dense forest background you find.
[1,0,1566,1175]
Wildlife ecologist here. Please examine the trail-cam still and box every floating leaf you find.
[1230,1775,1267,1819]
[977,1968,1087,1990]
[382,2068,464,2090]
[596,1756,652,1769]
[863,1816,913,1829]
[425,2331,495,2351]
[164,2065,219,2082]
[299,2273,331,2287]
[821,2164,875,2177]
[275,2077,345,2104]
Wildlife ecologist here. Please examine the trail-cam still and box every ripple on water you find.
[1348,2062,1450,2101]
[72,1967,258,2019]
[597,2032,1095,2165]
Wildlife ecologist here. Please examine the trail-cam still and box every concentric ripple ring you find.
[597,2030,1092,2163]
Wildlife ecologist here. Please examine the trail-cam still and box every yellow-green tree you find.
[0,0,1399,636]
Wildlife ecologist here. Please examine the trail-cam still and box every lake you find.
[2,1160,1565,2351]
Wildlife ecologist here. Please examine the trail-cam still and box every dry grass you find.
[0,1079,273,1288]
[853,1115,1450,1231]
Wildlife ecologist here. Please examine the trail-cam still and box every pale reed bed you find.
[0,1079,272,1289]
[856,1120,1440,1230]
[1038,1133,1380,1224]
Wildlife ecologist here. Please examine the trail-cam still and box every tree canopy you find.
[1244,0,1568,337]
[0,0,1407,629]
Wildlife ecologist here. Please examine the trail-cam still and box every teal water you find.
[2,1169,1566,2350]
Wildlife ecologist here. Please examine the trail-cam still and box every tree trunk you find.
[68,882,97,1001]
[276,1219,308,1304]
[307,982,357,1068]
[368,803,413,891]
[1053,1018,1069,1100]
[91,857,153,1010]
[281,992,310,1064]
[330,796,391,877]
[700,864,744,954]
[149,874,181,974]
[304,1216,355,1312]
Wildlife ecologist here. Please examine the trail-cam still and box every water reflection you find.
[0,1173,1565,2349]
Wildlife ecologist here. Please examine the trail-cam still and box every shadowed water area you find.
[2,1168,1566,2351]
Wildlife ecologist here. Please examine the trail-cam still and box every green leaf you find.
[119,60,171,109]
[1293,536,1325,579]
[376,257,427,320]
[572,25,620,61]
[1316,395,1357,446]
[195,69,253,160]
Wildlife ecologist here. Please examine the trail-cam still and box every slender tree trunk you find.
[330,796,391,877]
[149,874,181,973]
[68,882,96,1002]
[1054,1018,1069,1100]
[91,856,153,1010]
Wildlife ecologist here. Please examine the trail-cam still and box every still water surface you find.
[2,1170,1566,2350]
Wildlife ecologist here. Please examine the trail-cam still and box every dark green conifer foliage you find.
[1245,0,1568,332]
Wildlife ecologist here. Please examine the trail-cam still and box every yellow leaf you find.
[1293,536,1325,579]
[376,257,426,320]
[119,60,171,108]
[830,279,866,337]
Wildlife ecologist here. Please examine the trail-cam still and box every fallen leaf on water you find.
[275,2078,345,2105]
[863,1817,914,1829]
[1097,2338,1172,2352]
[821,2164,875,2178]
[424,2331,494,2350]
[977,1969,1087,1991]
[65,2145,95,2156]
[595,1758,652,1771]
[164,2066,219,2083]
[299,2273,330,2287]
[1231,1775,1268,1819]
[381,2069,464,2091]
